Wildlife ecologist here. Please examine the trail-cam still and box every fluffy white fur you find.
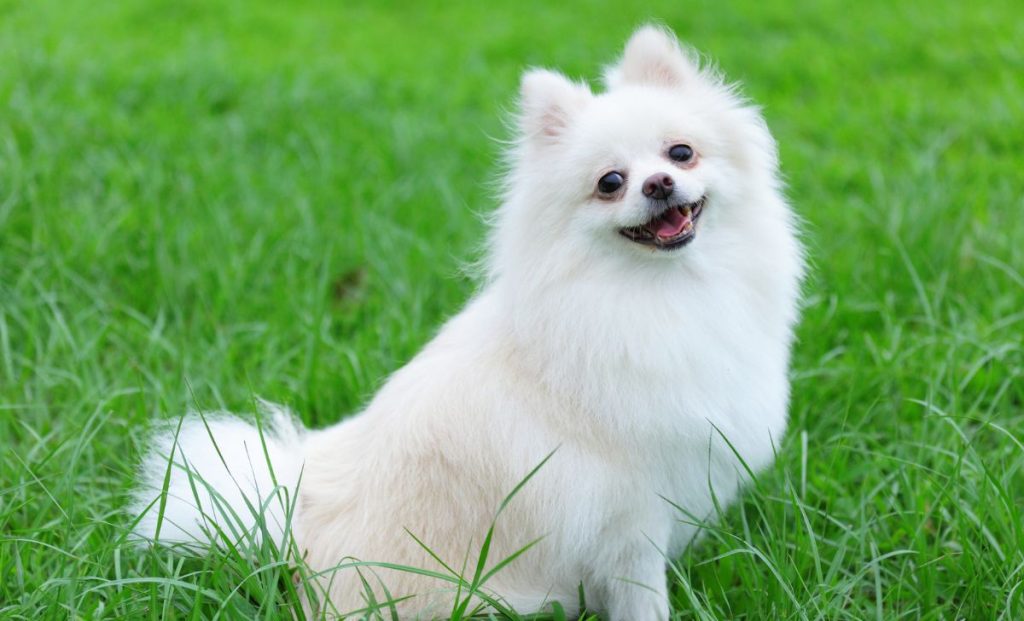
[132,25,804,620]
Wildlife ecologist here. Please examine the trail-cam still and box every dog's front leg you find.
[595,543,670,621]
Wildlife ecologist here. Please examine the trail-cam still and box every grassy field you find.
[2,0,1023,618]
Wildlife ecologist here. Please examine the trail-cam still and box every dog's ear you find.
[605,25,700,89]
[519,69,591,145]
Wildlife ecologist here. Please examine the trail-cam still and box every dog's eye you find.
[597,171,625,194]
[668,144,694,163]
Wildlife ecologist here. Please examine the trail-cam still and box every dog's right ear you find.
[518,69,591,146]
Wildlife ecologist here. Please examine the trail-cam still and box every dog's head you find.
[490,26,786,281]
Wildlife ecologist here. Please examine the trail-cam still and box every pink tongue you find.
[654,208,688,238]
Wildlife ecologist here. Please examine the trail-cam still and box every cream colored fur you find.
[132,25,804,620]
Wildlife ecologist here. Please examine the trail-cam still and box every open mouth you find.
[619,196,707,250]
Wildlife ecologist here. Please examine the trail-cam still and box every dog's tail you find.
[129,401,305,551]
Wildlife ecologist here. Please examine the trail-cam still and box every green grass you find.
[2,0,1023,618]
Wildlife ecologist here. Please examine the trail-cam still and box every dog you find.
[131,25,804,620]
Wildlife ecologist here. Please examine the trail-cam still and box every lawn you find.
[1,0,1022,618]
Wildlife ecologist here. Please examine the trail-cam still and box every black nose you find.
[642,173,674,199]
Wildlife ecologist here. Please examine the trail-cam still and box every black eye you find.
[668,144,694,163]
[597,171,625,194]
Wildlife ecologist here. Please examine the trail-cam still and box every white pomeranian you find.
[132,25,803,620]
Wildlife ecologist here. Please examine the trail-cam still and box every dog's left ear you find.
[605,25,701,89]
[519,68,592,146]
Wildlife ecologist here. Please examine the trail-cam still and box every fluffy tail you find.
[130,401,305,551]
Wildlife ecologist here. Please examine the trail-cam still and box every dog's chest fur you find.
[488,235,798,550]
